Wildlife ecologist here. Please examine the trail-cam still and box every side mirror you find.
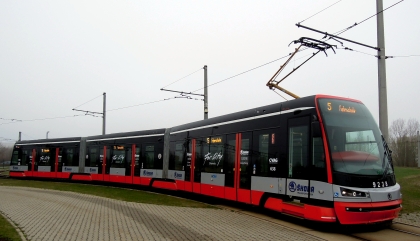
[312,121,322,138]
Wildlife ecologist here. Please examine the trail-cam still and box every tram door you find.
[192,139,202,194]
[286,116,311,199]
[224,134,237,200]
[183,139,193,192]
[237,132,252,204]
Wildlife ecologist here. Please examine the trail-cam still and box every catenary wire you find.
[333,0,404,36]
[161,67,204,89]
[298,0,344,24]
[73,93,103,109]
[191,54,294,93]
[0,114,87,125]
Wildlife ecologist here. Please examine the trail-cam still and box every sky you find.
[1,0,419,144]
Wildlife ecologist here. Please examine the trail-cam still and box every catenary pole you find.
[417,130,419,168]
[204,65,208,120]
[18,132,21,141]
[103,92,106,135]
[377,0,389,142]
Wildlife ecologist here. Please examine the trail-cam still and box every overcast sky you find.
[1,0,419,143]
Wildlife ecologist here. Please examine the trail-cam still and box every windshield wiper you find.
[380,135,393,181]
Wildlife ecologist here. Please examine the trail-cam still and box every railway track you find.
[213,201,420,241]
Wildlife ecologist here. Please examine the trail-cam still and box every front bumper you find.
[334,199,402,224]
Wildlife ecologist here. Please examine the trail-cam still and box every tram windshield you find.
[318,98,392,176]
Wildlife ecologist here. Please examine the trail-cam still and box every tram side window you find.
[253,131,279,177]
[258,134,269,176]
[39,148,52,166]
[143,145,155,169]
[134,147,141,176]
[87,147,99,167]
[11,150,19,165]
[62,148,79,166]
[288,126,309,179]
[311,137,327,182]
[111,145,125,168]
[203,136,224,173]
[174,143,184,171]
[22,150,31,166]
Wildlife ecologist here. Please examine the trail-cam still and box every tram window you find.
[66,149,74,166]
[224,135,236,188]
[143,145,154,169]
[194,139,204,182]
[311,137,327,182]
[39,148,52,166]
[258,134,269,177]
[134,147,141,176]
[11,150,19,165]
[253,130,278,177]
[203,136,224,173]
[239,135,251,189]
[288,126,309,178]
[22,150,30,166]
[111,145,125,168]
[62,148,79,167]
[345,130,379,156]
[88,148,99,167]
[174,143,184,171]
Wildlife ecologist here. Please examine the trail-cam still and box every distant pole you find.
[377,0,389,142]
[204,65,208,120]
[18,132,21,141]
[46,131,49,139]
[417,130,419,168]
[103,92,106,135]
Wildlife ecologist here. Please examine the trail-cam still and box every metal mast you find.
[204,65,208,120]
[102,92,106,135]
[377,0,389,141]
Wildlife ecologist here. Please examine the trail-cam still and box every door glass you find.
[143,145,154,169]
[239,134,251,189]
[194,139,203,182]
[225,135,236,188]
[111,145,125,168]
[288,126,309,179]
[203,136,224,173]
[134,147,141,176]
[125,146,132,176]
[311,137,327,181]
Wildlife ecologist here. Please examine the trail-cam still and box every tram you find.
[9,95,402,224]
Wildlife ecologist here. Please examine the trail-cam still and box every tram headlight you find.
[340,188,368,198]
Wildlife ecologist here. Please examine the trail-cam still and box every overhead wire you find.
[161,67,204,89]
[298,0,344,24]
[191,53,294,93]
[73,93,103,109]
[333,0,405,36]
[0,114,87,125]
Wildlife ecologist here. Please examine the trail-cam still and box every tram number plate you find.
[373,181,388,188]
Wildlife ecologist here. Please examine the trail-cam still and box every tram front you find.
[317,96,402,224]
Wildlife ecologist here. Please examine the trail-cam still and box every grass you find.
[394,166,420,214]
[0,212,21,241]
[0,178,213,208]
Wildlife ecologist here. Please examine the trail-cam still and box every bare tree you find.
[389,118,420,167]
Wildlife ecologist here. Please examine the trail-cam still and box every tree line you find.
[388,118,419,167]
[0,142,14,164]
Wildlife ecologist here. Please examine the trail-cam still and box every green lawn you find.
[0,178,213,208]
[394,166,420,214]
[0,212,21,241]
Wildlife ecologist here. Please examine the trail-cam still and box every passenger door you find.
[286,116,311,199]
